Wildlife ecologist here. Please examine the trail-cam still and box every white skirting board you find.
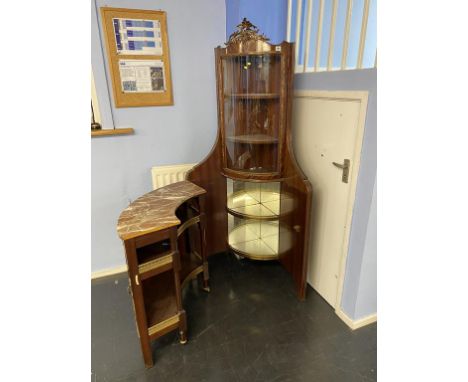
[91,265,127,280]
[335,308,377,330]
[91,265,376,329]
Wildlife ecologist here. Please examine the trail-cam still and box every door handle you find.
[332,159,350,183]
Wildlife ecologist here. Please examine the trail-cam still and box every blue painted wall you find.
[91,0,226,272]
[225,0,288,44]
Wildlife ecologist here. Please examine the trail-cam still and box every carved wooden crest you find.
[226,18,269,46]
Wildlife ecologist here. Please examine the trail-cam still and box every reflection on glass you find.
[226,179,294,218]
[228,217,293,260]
[226,178,294,260]
[222,54,281,173]
[223,55,280,95]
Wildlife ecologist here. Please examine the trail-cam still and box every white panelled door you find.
[292,91,368,308]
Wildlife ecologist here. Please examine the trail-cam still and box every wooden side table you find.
[117,181,209,368]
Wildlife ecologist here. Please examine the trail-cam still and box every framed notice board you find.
[100,7,173,108]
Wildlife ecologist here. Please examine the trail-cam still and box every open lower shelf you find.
[226,134,278,144]
[138,252,174,280]
[142,271,179,329]
[136,240,172,265]
[227,189,294,220]
[228,220,292,261]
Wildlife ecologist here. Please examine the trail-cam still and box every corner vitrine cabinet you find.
[188,19,312,299]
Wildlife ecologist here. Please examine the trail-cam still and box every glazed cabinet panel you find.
[188,19,312,299]
[221,53,283,175]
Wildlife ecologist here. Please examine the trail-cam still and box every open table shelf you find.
[138,252,174,280]
[142,271,179,333]
[136,240,172,265]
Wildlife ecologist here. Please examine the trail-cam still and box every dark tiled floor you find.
[92,253,376,382]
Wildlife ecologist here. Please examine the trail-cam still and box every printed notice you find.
[113,18,163,55]
[119,60,165,93]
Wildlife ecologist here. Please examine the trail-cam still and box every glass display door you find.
[222,54,282,174]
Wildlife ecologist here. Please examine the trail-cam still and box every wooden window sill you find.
[91,128,134,137]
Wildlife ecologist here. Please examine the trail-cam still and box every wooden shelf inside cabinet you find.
[223,168,279,176]
[227,205,278,220]
[227,134,278,144]
[224,93,280,99]
[142,271,179,333]
[138,251,174,281]
[136,240,171,264]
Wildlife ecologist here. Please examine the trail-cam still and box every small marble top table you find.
[116,180,208,368]
[117,180,206,241]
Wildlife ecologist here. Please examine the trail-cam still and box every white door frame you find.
[293,90,369,328]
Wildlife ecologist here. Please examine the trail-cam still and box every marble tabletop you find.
[117,180,206,241]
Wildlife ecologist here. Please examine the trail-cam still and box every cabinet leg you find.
[141,339,154,368]
[197,207,210,293]
[197,272,210,293]
[202,279,210,293]
[179,331,187,344]
[202,261,210,292]
[179,310,188,344]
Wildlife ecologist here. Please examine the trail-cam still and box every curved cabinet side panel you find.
[279,176,312,299]
[278,42,313,299]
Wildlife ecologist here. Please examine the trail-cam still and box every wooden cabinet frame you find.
[118,184,209,367]
[188,19,312,299]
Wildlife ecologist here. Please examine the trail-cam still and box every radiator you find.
[151,163,196,190]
